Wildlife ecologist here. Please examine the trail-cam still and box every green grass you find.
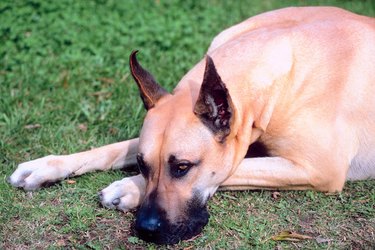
[1,0,374,249]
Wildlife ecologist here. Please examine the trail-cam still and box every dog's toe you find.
[99,185,129,211]
[9,167,32,189]
[97,191,103,200]
[99,176,145,212]
[112,198,121,206]
[9,155,71,191]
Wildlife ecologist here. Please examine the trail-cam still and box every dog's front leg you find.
[220,157,325,191]
[98,174,146,212]
[9,138,139,191]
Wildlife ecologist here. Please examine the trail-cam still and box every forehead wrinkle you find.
[149,105,176,193]
[158,121,170,179]
[164,119,212,160]
[139,111,171,186]
[159,112,179,173]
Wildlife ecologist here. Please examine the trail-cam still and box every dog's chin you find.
[135,197,210,245]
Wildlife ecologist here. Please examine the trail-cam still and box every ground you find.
[1,0,374,249]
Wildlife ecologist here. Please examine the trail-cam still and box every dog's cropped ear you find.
[194,55,234,143]
[129,50,168,110]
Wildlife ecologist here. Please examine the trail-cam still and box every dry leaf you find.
[272,230,312,242]
[108,127,118,135]
[98,77,114,84]
[353,199,370,204]
[316,236,331,244]
[91,91,111,98]
[66,180,76,184]
[272,191,281,199]
[56,239,66,247]
[24,124,41,129]
[60,70,70,89]
[78,123,87,132]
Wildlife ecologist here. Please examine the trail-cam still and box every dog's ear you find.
[194,55,234,143]
[129,50,168,110]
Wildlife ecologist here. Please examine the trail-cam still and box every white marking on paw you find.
[99,174,145,212]
[8,155,71,191]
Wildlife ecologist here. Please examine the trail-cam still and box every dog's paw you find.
[98,174,146,212]
[8,155,71,191]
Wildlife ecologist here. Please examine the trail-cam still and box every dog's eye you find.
[137,153,149,178]
[170,162,193,178]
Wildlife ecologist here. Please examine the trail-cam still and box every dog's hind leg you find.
[8,138,139,191]
[220,157,346,192]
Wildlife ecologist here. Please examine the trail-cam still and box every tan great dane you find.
[9,7,375,244]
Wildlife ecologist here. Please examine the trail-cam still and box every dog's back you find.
[209,7,375,52]
[205,7,375,182]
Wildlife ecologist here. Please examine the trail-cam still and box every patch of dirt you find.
[297,212,375,248]
[1,211,139,249]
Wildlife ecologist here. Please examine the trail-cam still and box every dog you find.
[9,6,375,244]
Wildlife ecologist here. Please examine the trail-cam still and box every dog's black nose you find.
[136,214,162,233]
[135,189,165,237]
[134,198,167,243]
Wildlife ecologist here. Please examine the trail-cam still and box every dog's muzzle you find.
[134,195,210,244]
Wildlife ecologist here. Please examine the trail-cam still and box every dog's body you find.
[9,7,375,244]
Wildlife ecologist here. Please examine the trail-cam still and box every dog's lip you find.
[134,188,210,244]
[135,222,207,245]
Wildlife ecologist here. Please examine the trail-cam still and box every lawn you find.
[1,0,374,249]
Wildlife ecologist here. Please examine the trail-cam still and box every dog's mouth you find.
[133,194,210,244]
[135,208,209,244]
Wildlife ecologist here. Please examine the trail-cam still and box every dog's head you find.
[129,51,243,244]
